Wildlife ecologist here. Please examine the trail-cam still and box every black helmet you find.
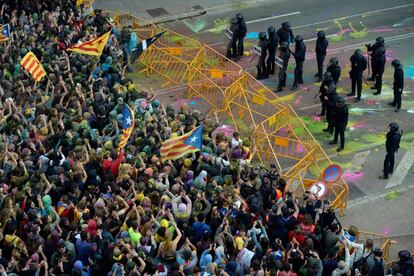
[329,57,339,66]
[354,49,363,56]
[236,13,244,20]
[268,26,276,33]
[398,250,411,261]
[295,35,303,43]
[282,22,290,29]
[391,59,401,67]
[336,96,345,104]
[231,18,238,24]
[317,30,326,38]
[376,36,384,44]
[323,71,332,81]
[389,122,399,131]
[327,83,336,94]
[280,41,289,48]
[259,32,267,40]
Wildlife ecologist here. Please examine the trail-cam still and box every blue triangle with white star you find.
[184,124,203,149]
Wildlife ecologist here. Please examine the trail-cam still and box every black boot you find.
[298,76,304,84]
[256,66,263,80]
[274,86,283,92]
[346,92,355,97]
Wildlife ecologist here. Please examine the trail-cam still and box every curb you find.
[347,183,414,208]
[152,10,207,25]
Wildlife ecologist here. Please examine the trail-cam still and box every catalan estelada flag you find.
[160,124,203,161]
[118,103,135,151]
[20,52,46,82]
[0,24,11,42]
[66,30,111,56]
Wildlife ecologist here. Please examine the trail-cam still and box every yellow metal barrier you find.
[344,228,392,262]
[104,10,349,215]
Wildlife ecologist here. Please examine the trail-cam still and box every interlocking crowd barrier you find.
[104,10,349,216]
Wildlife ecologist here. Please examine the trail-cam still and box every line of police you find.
[226,14,404,174]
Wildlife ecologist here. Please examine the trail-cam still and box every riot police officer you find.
[318,71,334,116]
[315,31,329,82]
[276,22,294,46]
[256,32,269,80]
[266,26,278,75]
[367,36,386,95]
[226,18,239,59]
[323,83,338,134]
[326,57,341,84]
[274,41,290,92]
[382,122,401,179]
[291,35,306,90]
[347,49,367,102]
[388,59,404,112]
[329,96,348,152]
[236,13,247,58]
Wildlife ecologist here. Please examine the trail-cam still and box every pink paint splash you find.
[294,95,302,105]
[381,225,392,236]
[365,99,379,105]
[311,116,323,122]
[296,143,304,153]
[342,171,365,182]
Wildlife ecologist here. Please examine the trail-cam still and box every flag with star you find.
[66,30,111,56]
[130,31,166,64]
[0,24,11,42]
[117,103,135,151]
[160,124,203,161]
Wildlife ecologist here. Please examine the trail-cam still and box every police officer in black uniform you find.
[256,32,269,80]
[276,22,294,46]
[323,83,338,134]
[291,35,306,90]
[274,41,290,92]
[347,49,367,102]
[326,57,341,84]
[315,31,329,82]
[388,59,404,112]
[318,72,334,116]
[266,26,278,75]
[329,96,348,152]
[382,122,401,179]
[366,37,386,95]
[226,18,239,59]
[236,13,247,58]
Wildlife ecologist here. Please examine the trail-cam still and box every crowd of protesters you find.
[0,1,413,275]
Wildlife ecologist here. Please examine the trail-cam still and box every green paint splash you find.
[349,22,368,39]
[385,191,402,201]
[209,17,230,35]
[183,18,206,33]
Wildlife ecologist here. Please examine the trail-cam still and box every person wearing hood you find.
[193,170,208,191]
[315,31,329,82]
[347,49,367,102]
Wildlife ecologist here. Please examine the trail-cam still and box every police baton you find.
[362,75,368,86]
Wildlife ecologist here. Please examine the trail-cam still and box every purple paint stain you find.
[311,116,322,122]
[342,171,365,182]
[294,95,302,105]
[296,143,304,153]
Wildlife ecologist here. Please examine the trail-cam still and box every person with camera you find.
[366,37,386,95]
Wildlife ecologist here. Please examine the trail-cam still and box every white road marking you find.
[293,3,414,30]
[385,139,414,189]
[299,103,321,111]
[246,12,301,25]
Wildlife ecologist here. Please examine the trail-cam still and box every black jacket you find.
[386,131,401,153]
[237,19,247,38]
[350,54,367,76]
[334,104,349,126]
[327,65,341,84]
[267,33,278,53]
[293,41,306,62]
[368,42,386,62]
[279,48,291,69]
[276,28,294,45]
[393,66,404,91]
[315,37,329,55]
[320,79,333,97]
[327,92,338,109]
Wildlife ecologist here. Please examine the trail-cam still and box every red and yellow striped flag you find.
[20,52,46,82]
[67,31,111,56]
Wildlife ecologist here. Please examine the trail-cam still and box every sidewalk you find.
[94,0,270,23]
[341,185,414,259]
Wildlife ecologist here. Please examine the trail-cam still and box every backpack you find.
[369,258,384,276]
[249,193,263,214]
[352,247,371,276]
